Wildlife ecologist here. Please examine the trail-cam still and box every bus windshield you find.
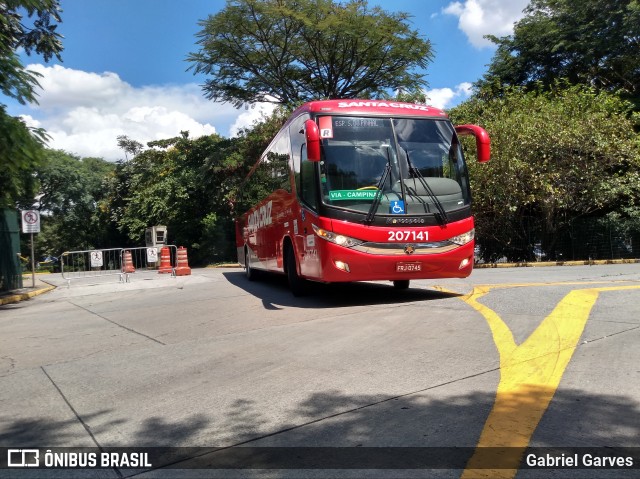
[318,116,470,218]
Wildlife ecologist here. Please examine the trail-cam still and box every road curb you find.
[0,283,56,306]
[475,258,640,269]
[207,261,639,270]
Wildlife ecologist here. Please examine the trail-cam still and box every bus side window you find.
[268,132,292,192]
[300,145,318,211]
[266,151,291,192]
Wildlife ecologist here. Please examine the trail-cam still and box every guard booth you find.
[145,226,167,248]
[144,226,168,270]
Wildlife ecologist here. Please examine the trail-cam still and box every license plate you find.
[396,262,422,272]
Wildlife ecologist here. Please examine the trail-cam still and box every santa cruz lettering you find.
[337,101,433,112]
[247,200,273,232]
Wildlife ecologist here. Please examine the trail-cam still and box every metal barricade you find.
[61,248,125,286]
[120,245,177,281]
[60,245,178,286]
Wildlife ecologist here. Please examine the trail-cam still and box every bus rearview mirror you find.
[305,119,321,162]
[455,124,491,163]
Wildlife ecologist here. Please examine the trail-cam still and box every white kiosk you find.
[145,226,167,267]
[145,225,167,248]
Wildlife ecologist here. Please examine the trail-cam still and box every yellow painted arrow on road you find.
[460,283,640,479]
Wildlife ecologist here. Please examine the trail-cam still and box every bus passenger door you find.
[291,117,321,279]
[296,206,321,278]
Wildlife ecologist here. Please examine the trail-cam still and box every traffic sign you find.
[146,247,159,263]
[21,210,40,234]
[90,251,104,268]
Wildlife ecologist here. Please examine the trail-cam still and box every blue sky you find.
[6,0,530,160]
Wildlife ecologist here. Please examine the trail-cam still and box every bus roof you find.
[291,99,449,119]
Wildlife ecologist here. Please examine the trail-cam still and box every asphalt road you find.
[0,264,639,478]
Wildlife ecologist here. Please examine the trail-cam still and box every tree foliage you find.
[0,0,64,207]
[28,150,121,257]
[1,0,63,104]
[479,0,640,104]
[0,110,48,207]
[104,111,288,264]
[450,84,640,261]
[188,0,432,107]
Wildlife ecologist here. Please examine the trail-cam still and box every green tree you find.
[106,132,239,263]
[450,84,640,261]
[479,0,640,104]
[105,111,289,264]
[0,112,48,207]
[33,150,120,256]
[188,0,432,107]
[0,0,64,207]
[1,0,63,104]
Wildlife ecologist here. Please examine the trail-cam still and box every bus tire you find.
[285,245,307,296]
[393,280,410,290]
[245,247,257,281]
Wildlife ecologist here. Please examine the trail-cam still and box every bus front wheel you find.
[285,246,307,296]
[393,280,410,290]
[245,248,257,281]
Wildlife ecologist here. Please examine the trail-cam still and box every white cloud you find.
[21,64,244,161]
[425,82,473,109]
[443,0,530,48]
[18,114,41,128]
[28,64,125,109]
[17,64,478,160]
[229,101,278,137]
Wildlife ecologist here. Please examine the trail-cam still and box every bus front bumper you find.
[317,241,475,282]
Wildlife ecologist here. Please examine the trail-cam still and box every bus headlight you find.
[449,229,475,246]
[312,225,363,248]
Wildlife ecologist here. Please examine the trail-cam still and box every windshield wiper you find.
[364,145,393,225]
[404,149,448,225]
[364,163,391,225]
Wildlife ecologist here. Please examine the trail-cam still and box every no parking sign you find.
[21,210,40,234]
[21,210,40,288]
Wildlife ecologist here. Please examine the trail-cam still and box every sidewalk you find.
[0,274,56,306]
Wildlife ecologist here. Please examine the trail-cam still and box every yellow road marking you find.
[459,283,640,479]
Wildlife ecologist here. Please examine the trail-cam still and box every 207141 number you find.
[388,230,429,242]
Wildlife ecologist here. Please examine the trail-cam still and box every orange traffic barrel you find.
[158,246,173,274]
[175,246,192,276]
[122,250,135,273]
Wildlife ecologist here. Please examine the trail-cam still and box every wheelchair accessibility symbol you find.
[390,200,405,214]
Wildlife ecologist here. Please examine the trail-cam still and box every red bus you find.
[235,99,490,295]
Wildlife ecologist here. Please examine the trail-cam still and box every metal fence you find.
[475,217,639,264]
[61,246,177,286]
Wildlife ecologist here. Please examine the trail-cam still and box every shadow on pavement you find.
[223,271,461,310]
[0,386,638,477]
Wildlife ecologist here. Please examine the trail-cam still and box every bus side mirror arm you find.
[305,119,321,162]
[455,124,490,163]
